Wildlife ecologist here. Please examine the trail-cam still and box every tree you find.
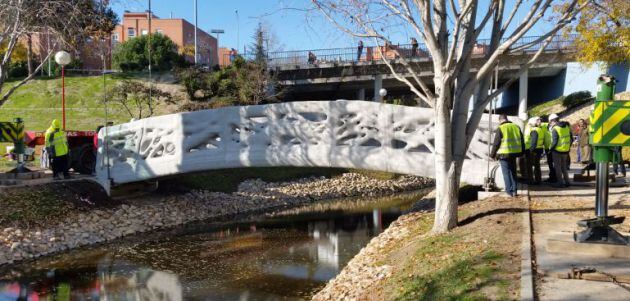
[107,79,174,119]
[312,0,586,233]
[0,0,118,105]
[113,33,185,72]
[567,0,629,65]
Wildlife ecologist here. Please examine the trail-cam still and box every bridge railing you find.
[223,34,576,69]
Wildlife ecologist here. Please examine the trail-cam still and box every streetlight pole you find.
[235,9,239,53]
[211,29,224,66]
[54,51,71,130]
[194,0,198,65]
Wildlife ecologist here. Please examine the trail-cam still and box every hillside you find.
[0,72,184,132]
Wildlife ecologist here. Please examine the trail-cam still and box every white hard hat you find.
[528,117,539,125]
[548,113,559,121]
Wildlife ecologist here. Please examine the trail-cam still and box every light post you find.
[235,9,239,53]
[194,0,198,65]
[54,50,71,130]
[211,29,224,65]
[378,88,387,103]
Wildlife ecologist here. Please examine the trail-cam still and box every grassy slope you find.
[0,73,178,156]
[0,73,176,132]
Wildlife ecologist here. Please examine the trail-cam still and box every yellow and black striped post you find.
[575,75,629,245]
[0,118,27,173]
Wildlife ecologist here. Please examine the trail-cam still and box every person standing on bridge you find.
[357,40,364,61]
[524,117,544,185]
[549,113,573,187]
[44,119,71,180]
[410,37,418,57]
[490,114,525,197]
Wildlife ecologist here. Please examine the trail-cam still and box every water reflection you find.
[0,192,421,300]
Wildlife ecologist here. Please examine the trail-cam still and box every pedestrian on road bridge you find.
[490,114,525,197]
[44,119,71,180]
[410,37,419,57]
[525,116,544,185]
[549,113,573,187]
[357,40,364,61]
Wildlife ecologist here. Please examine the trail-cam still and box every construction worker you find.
[540,118,556,183]
[549,113,573,187]
[490,114,525,197]
[525,116,544,184]
[44,119,70,180]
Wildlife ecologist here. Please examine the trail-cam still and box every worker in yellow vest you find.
[490,114,525,197]
[44,119,71,180]
[549,113,573,187]
[539,120,556,183]
[525,116,545,184]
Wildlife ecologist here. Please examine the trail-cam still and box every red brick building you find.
[112,12,218,66]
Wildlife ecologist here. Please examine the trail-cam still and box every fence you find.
[223,34,577,69]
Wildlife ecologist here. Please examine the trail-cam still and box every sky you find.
[109,0,557,53]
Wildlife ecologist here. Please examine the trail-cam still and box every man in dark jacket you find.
[549,113,573,187]
[490,114,525,197]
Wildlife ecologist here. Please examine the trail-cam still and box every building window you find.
[128,28,136,38]
[112,33,119,41]
[141,29,148,36]
[156,29,163,34]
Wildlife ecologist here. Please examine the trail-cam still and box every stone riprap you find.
[97,100,516,192]
[0,173,433,266]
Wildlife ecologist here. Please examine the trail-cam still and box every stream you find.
[0,191,427,301]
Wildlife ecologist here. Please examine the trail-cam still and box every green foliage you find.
[566,0,630,65]
[176,67,210,101]
[176,55,282,108]
[561,91,593,108]
[386,95,417,106]
[113,33,185,72]
[528,90,593,117]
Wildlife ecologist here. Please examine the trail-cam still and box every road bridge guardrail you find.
[223,34,576,69]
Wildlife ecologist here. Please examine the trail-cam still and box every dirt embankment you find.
[313,194,525,301]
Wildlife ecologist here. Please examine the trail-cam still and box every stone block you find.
[15,172,34,180]
[547,233,630,259]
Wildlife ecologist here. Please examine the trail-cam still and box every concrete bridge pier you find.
[374,75,383,102]
[357,88,366,101]
[519,68,528,121]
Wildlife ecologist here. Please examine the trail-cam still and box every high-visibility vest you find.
[44,127,69,157]
[553,125,571,152]
[540,122,552,150]
[498,123,523,155]
[525,126,545,150]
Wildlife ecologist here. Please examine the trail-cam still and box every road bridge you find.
[95,101,520,193]
[235,35,581,119]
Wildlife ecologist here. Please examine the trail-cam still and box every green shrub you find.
[113,33,185,72]
[176,67,210,101]
[561,91,592,108]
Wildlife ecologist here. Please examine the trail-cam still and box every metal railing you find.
[222,34,577,69]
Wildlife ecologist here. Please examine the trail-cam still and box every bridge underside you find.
[96,101,519,192]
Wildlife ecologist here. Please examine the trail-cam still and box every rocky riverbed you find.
[0,173,433,266]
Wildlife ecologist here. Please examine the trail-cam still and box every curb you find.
[520,183,535,301]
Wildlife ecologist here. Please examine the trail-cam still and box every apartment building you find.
[112,12,218,66]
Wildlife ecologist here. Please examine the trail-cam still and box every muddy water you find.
[0,191,426,301]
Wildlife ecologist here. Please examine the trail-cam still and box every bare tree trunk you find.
[432,77,460,233]
[26,34,33,76]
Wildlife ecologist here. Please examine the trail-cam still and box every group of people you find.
[489,113,575,197]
